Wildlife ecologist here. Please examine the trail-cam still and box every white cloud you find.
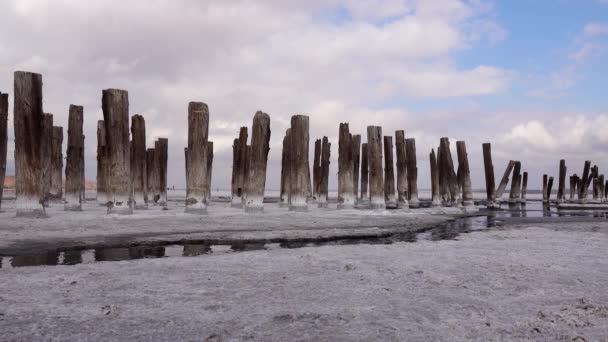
[584,22,608,36]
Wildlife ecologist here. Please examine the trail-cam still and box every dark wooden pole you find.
[130,115,147,209]
[569,175,576,200]
[482,143,497,208]
[146,148,156,203]
[231,127,248,207]
[430,149,441,207]
[0,92,8,211]
[557,159,566,203]
[542,174,548,203]
[50,126,64,200]
[279,129,290,207]
[360,143,369,203]
[313,138,322,200]
[405,138,419,208]
[185,102,209,214]
[244,111,271,212]
[439,138,458,206]
[395,130,408,208]
[205,141,213,205]
[102,89,131,214]
[383,136,396,208]
[96,120,109,206]
[495,160,515,200]
[352,134,361,202]
[521,172,528,203]
[289,115,309,211]
[599,174,605,202]
[579,161,591,201]
[509,161,521,203]
[156,138,168,207]
[40,113,53,207]
[547,176,554,202]
[338,123,354,209]
[318,136,331,207]
[367,126,384,209]
[456,141,473,207]
[65,105,83,211]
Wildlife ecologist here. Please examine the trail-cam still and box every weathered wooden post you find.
[130,115,147,209]
[547,176,554,202]
[244,111,271,212]
[406,138,419,208]
[383,136,397,208]
[313,138,322,200]
[579,161,591,201]
[96,120,109,205]
[456,141,473,207]
[521,172,528,203]
[80,135,85,204]
[360,143,369,203]
[599,174,605,202]
[279,129,290,207]
[542,175,548,203]
[509,161,521,203]
[439,138,458,205]
[156,138,168,207]
[14,72,46,216]
[40,113,53,206]
[495,160,515,200]
[65,105,84,210]
[288,115,309,211]
[205,141,213,205]
[395,131,408,208]
[430,149,441,207]
[569,175,577,200]
[230,127,248,207]
[185,102,209,214]
[0,92,8,211]
[367,126,384,209]
[605,179,608,201]
[557,159,567,203]
[146,148,157,203]
[50,126,63,200]
[318,136,331,207]
[338,123,355,209]
[352,134,361,201]
[482,143,497,208]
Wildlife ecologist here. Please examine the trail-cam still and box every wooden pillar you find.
[405,138,419,208]
[367,126,384,209]
[509,161,521,203]
[430,149,441,207]
[40,113,53,207]
[352,134,361,201]
[156,138,168,207]
[439,138,458,206]
[338,123,354,209]
[360,143,369,203]
[231,127,248,207]
[313,138,322,200]
[599,174,605,202]
[244,111,271,212]
[482,143,497,208]
[542,174,548,202]
[0,92,8,211]
[456,141,473,207]
[65,105,84,211]
[437,145,448,203]
[318,137,331,207]
[14,72,45,216]
[205,141,213,205]
[495,160,515,200]
[383,136,396,208]
[547,176,554,202]
[569,175,576,200]
[185,102,209,214]
[557,159,567,203]
[50,126,64,200]
[130,115,147,209]
[102,89,131,214]
[289,115,309,211]
[146,148,157,203]
[279,129,290,207]
[96,120,109,205]
[395,130,408,208]
[80,135,85,204]
[521,172,528,203]
[579,161,591,201]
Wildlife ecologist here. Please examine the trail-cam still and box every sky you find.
[1,0,607,191]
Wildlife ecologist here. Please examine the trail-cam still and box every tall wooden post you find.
[557,159,566,203]
[40,113,53,206]
[569,175,576,200]
[156,138,168,207]
[130,115,147,209]
[542,174,548,203]
[0,92,8,211]
[96,120,109,206]
[495,160,515,200]
[146,148,157,203]
[318,137,331,207]
[383,136,396,208]
[244,111,271,212]
[395,130,408,208]
[406,138,419,208]
[185,102,209,214]
[360,143,369,203]
[205,141,213,204]
[231,127,248,207]
[338,123,354,209]
[65,105,84,210]
[289,115,309,211]
[313,138,322,200]
[547,177,554,202]
[430,149,441,207]
[521,172,528,203]
[80,135,85,204]
[579,161,591,201]
[482,143,497,208]
[439,138,458,206]
[279,129,290,207]
[509,161,521,203]
[599,175,605,202]
[102,89,131,214]
[50,126,64,200]
[352,134,361,201]
[367,126,384,209]
[456,141,473,207]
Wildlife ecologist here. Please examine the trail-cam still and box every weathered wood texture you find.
[521,172,528,202]
[14,71,45,216]
[405,138,419,208]
[231,127,248,207]
[146,148,157,203]
[367,126,384,209]
[557,159,567,202]
[244,111,271,212]
[395,130,408,206]
[495,160,515,200]
[482,143,496,207]
[338,123,354,208]
[383,136,396,207]
[430,149,441,206]
[360,143,369,201]
[185,102,209,213]
[40,113,53,206]
[289,115,309,211]
[205,141,213,204]
[96,120,109,205]
[456,141,473,207]
[0,92,8,210]
[50,126,63,200]
[439,138,458,205]
[543,175,548,202]
[569,175,576,200]
[156,138,168,206]
[312,138,322,199]
[279,129,290,207]
[65,105,83,210]
[352,134,361,200]
[599,174,605,201]
[318,137,331,206]
[547,176,554,201]
[130,115,147,209]
[509,161,522,202]
[102,89,131,214]
[579,161,591,201]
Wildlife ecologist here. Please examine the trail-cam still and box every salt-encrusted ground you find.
[0,222,607,341]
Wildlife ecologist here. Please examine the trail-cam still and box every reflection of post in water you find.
[11,251,59,267]
[520,202,527,218]
[231,242,266,252]
[543,202,552,217]
[486,210,497,227]
[183,244,212,256]
[95,248,131,262]
[508,202,521,218]
[128,246,166,259]
[62,250,83,265]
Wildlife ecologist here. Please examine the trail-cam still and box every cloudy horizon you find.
[1,0,607,191]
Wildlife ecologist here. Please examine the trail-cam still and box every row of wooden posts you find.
[542,160,608,203]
